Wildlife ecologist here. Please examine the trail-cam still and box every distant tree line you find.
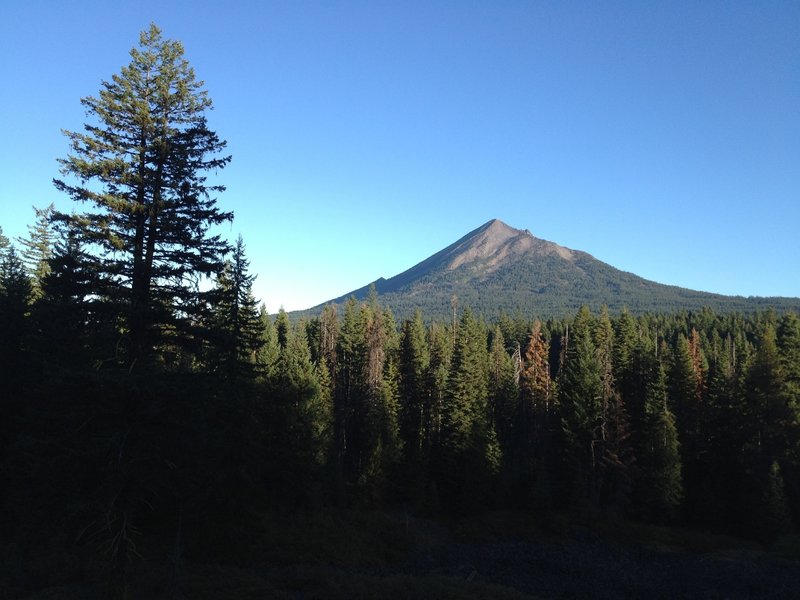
[1,24,798,597]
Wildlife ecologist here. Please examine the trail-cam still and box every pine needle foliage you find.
[53,24,232,368]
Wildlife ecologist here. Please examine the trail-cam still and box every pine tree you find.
[208,235,263,381]
[703,331,748,529]
[613,308,637,394]
[267,320,331,506]
[625,333,652,447]
[32,229,103,369]
[595,307,615,432]
[331,298,401,503]
[776,313,800,527]
[357,300,401,501]
[517,320,554,508]
[333,298,362,497]
[669,331,708,521]
[256,305,279,380]
[18,203,56,298]
[670,334,699,431]
[689,328,707,402]
[53,24,232,368]
[521,320,552,417]
[275,308,291,351]
[427,321,452,447]
[593,307,633,510]
[777,313,800,417]
[398,311,431,483]
[744,325,790,463]
[636,355,683,523]
[759,460,793,539]
[318,304,339,387]
[0,247,32,378]
[0,226,9,257]
[558,306,603,506]
[488,326,518,462]
[436,308,498,510]
[601,388,634,512]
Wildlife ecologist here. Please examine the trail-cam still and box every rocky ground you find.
[389,532,800,599]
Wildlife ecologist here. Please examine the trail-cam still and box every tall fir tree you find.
[426,322,451,453]
[32,229,108,369]
[702,331,748,529]
[0,226,9,257]
[255,304,280,380]
[53,24,232,369]
[777,313,800,420]
[266,320,332,506]
[600,387,634,512]
[613,308,637,394]
[595,307,616,419]
[670,334,699,430]
[318,304,339,388]
[776,312,800,527]
[333,298,362,499]
[488,326,519,465]
[436,308,499,510]
[741,323,799,535]
[669,332,707,522]
[275,308,291,351]
[208,235,263,381]
[18,203,56,299]
[759,460,793,539]
[0,247,32,380]
[517,320,554,508]
[635,352,683,523]
[398,311,432,503]
[331,298,401,503]
[558,306,603,506]
[592,307,633,510]
[358,299,402,501]
[622,332,647,438]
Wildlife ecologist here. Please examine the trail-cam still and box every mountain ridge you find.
[295,219,800,321]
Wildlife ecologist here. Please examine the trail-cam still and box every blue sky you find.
[1,1,798,312]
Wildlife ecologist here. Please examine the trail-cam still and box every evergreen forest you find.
[2,25,799,598]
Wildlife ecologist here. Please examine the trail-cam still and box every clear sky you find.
[1,1,798,313]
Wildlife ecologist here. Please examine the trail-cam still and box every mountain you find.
[297,219,800,321]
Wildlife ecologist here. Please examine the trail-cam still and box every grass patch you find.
[769,534,800,561]
[579,512,762,554]
[438,508,764,557]
[450,510,568,543]
[253,508,415,567]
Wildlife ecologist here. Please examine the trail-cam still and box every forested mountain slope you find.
[299,219,800,321]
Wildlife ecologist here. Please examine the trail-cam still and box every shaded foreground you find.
[4,509,799,599]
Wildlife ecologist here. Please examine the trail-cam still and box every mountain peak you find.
[300,218,800,321]
[448,218,572,271]
[480,218,529,237]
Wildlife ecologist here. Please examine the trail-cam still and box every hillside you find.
[297,219,800,321]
